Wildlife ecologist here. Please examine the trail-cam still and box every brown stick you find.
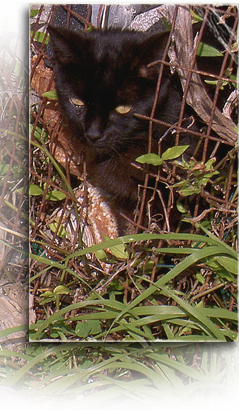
[165,5,237,145]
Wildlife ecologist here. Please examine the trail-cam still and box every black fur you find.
[49,27,207,233]
[48,27,196,218]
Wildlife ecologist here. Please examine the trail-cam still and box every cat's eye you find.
[70,97,84,107]
[115,105,132,115]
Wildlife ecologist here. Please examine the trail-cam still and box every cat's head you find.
[48,26,171,157]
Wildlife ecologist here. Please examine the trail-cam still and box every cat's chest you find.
[85,150,147,204]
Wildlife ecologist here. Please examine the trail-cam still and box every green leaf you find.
[31,31,49,44]
[176,200,188,214]
[205,257,236,281]
[161,145,189,161]
[90,320,102,335]
[190,9,203,24]
[30,124,48,142]
[230,74,237,86]
[204,79,218,86]
[53,285,71,295]
[94,249,107,261]
[136,153,163,166]
[196,273,205,284]
[180,187,200,196]
[41,90,58,100]
[46,190,66,201]
[30,9,41,18]
[29,184,43,196]
[41,291,53,297]
[49,222,67,238]
[197,42,223,57]
[110,243,129,259]
[214,256,238,275]
[75,321,92,338]
[205,157,216,170]
[0,163,9,175]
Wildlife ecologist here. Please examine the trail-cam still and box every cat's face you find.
[48,27,171,157]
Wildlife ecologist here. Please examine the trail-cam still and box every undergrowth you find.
[1,331,239,406]
[29,129,238,341]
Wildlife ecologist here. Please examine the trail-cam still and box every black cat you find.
[48,26,199,230]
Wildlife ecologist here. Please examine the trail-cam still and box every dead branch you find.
[161,4,237,145]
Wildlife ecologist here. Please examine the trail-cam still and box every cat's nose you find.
[86,130,102,141]
[86,120,103,141]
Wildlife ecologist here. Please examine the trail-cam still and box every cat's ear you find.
[135,32,171,79]
[48,25,87,65]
